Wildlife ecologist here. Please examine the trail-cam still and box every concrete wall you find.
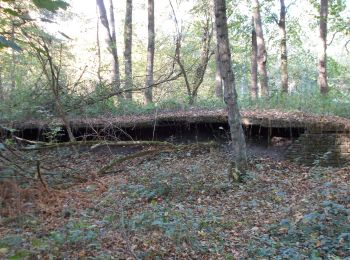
[286,133,350,167]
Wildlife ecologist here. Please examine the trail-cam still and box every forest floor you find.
[0,142,349,259]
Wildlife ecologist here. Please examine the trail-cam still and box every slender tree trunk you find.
[174,20,212,106]
[191,18,212,105]
[96,4,102,83]
[36,43,76,142]
[211,2,223,100]
[10,21,16,89]
[124,0,133,100]
[250,16,258,100]
[0,66,3,101]
[318,0,328,94]
[96,0,121,95]
[145,0,154,104]
[214,0,247,180]
[252,0,268,97]
[279,0,288,93]
[109,0,122,96]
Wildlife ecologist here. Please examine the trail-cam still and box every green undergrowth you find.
[2,85,350,122]
[243,87,350,117]
[126,204,226,254]
[1,149,349,258]
[248,199,350,259]
[247,169,350,259]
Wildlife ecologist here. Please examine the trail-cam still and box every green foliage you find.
[81,92,118,117]
[0,35,22,51]
[47,220,99,250]
[0,236,23,248]
[43,125,64,143]
[242,86,350,118]
[115,99,152,115]
[126,203,224,253]
[248,197,350,258]
[116,160,231,254]
[32,0,69,12]
[157,98,187,111]
[195,97,225,110]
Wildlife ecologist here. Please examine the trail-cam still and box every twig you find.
[36,160,48,191]
[345,39,350,54]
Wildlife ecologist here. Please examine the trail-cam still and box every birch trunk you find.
[318,0,328,94]
[279,0,288,93]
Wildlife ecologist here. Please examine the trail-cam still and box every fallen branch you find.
[98,141,218,175]
[13,136,46,146]
[20,140,176,151]
[98,148,170,175]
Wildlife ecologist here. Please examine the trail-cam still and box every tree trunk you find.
[318,0,328,94]
[279,0,288,93]
[96,4,102,83]
[215,44,223,100]
[96,0,121,95]
[250,16,258,100]
[0,66,3,101]
[124,0,133,100]
[214,0,247,180]
[212,3,223,100]
[191,18,212,104]
[35,43,76,143]
[144,0,154,104]
[10,21,16,89]
[252,0,268,97]
[108,0,122,97]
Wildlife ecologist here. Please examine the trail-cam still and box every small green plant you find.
[49,220,98,247]
[43,126,64,143]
